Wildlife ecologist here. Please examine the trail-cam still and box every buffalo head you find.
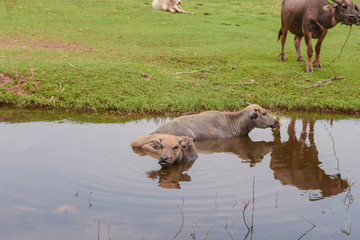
[332,0,360,25]
[147,136,195,167]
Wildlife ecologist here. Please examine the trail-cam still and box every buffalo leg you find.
[304,33,314,73]
[314,30,327,69]
[279,27,287,61]
[168,7,176,13]
[175,5,194,14]
[294,36,305,62]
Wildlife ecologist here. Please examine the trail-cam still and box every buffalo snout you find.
[355,14,360,24]
[349,14,360,24]
[272,119,279,128]
[160,155,169,163]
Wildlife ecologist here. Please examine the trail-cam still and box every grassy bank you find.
[0,0,360,114]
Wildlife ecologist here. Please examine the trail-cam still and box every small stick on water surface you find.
[173,203,185,239]
[190,221,197,240]
[202,230,210,240]
[215,192,218,211]
[108,220,112,240]
[97,218,100,240]
[298,215,316,240]
[89,191,93,208]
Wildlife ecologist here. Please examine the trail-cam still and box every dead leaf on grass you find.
[140,72,153,79]
[187,81,200,86]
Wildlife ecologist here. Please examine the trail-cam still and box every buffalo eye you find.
[160,145,164,149]
[342,4,348,8]
[263,112,267,116]
[173,145,179,150]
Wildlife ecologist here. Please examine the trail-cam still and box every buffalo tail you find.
[277,29,282,41]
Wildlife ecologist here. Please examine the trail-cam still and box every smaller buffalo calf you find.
[131,133,198,167]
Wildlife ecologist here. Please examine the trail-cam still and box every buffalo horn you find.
[331,0,343,5]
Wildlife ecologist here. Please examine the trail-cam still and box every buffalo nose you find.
[273,119,279,128]
[160,156,169,163]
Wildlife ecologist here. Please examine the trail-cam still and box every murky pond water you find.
[0,109,359,240]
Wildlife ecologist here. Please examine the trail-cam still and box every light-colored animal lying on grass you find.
[153,104,279,140]
[131,133,198,167]
[152,0,194,14]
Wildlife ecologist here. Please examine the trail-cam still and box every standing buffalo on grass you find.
[278,0,360,72]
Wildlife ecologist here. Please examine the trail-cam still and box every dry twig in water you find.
[215,192,218,211]
[342,180,355,209]
[173,203,185,239]
[298,215,316,240]
[225,219,234,240]
[190,221,197,240]
[97,218,100,240]
[88,191,93,208]
[108,220,112,240]
[243,176,255,240]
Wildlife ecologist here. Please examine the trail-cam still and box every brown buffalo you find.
[131,133,198,167]
[153,104,278,141]
[278,0,360,72]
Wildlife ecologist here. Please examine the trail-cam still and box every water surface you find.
[0,109,359,240]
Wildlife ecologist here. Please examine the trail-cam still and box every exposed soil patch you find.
[0,36,91,52]
[0,72,32,96]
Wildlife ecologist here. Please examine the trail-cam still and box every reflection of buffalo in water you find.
[194,137,274,167]
[146,161,196,189]
[132,147,196,189]
[139,136,274,188]
[270,118,348,200]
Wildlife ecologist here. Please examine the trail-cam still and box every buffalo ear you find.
[179,137,192,148]
[146,139,161,150]
[250,108,260,120]
[355,3,360,11]
[323,4,334,12]
[250,112,259,120]
[331,0,343,5]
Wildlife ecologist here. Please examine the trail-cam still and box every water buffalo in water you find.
[278,0,360,72]
[153,104,278,141]
[131,133,198,167]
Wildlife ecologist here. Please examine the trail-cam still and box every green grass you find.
[0,0,360,113]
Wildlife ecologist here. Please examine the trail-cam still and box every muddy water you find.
[0,109,359,240]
